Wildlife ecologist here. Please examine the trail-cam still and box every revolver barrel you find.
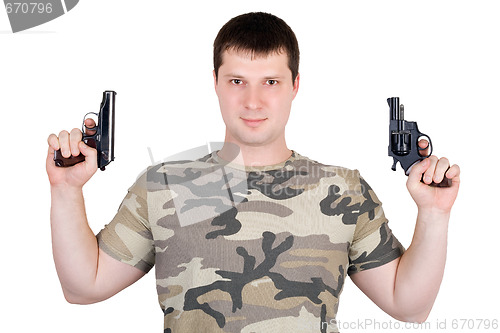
[388,97,411,158]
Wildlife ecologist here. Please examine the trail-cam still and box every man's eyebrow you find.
[222,73,284,79]
[222,73,243,78]
[263,75,283,80]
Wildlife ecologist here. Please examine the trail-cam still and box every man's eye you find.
[266,79,278,85]
[231,79,243,85]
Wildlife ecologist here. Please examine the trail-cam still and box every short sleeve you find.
[347,173,404,275]
[97,172,155,273]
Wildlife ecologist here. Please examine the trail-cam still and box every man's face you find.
[214,50,299,150]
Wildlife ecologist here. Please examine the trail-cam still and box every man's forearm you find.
[50,186,99,302]
[393,209,450,322]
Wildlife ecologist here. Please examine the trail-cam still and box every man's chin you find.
[230,135,271,148]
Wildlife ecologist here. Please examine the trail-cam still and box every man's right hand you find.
[46,118,98,189]
[47,118,146,305]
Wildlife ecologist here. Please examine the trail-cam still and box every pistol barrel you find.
[98,91,116,170]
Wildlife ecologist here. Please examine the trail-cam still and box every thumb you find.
[407,158,429,188]
[79,141,98,169]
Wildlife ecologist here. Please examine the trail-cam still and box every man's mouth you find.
[241,118,267,127]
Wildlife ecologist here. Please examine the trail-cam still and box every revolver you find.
[388,97,451,187]
[54,91,116,171]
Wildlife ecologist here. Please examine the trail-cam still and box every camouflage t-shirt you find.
[97,151,404,333]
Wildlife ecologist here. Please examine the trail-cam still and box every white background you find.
[1,1,499,332]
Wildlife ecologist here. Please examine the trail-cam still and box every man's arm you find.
[351,155,460,323]
[47,124,145,304]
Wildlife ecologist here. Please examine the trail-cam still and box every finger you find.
[418,139,429,149]
[69,128,83,156]
[418,139,430,157]
[84,118,97,135]
[58,130,71,158]
[445,164,461,181]
[433,157,450,183]
[423,155,438,184]
[47,133,60,151]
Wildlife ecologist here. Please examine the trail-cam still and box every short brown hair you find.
[213,12,300,83]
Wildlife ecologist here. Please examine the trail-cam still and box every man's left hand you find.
[406,140,460,214]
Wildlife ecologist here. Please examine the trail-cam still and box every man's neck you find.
[217,141,292,167]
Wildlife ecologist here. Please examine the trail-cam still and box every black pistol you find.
[388,97,451,187]
[54,91,116,171]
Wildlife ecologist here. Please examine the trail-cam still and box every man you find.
[46,12,460,332]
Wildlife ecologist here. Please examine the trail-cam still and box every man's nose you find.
[243,86,263,110]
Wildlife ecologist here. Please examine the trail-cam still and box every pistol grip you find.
[424,176,453,188]
[54,150,85,167]
[430,177,453,188]
[422,175,453,188]
[53,137,96,168]
[422,166,453,188]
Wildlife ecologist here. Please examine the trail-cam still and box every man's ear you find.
[213,70,218,95]
[292,73,300,99]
